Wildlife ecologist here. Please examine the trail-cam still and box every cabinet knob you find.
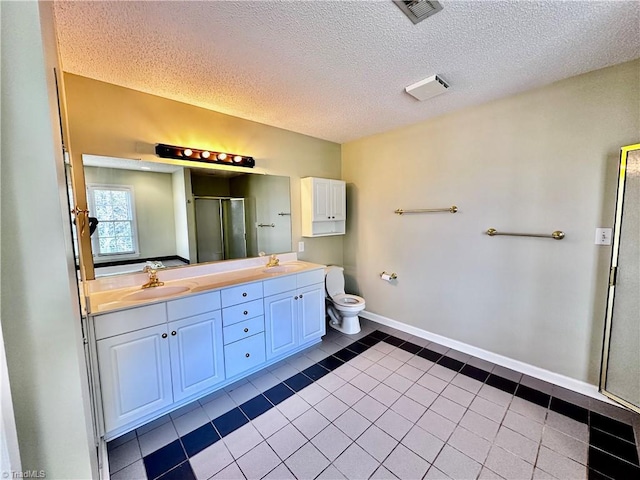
[171,331,177,336]
[245,353,250,358]
[243,310,248,315]
[327,216,331,219]
[294,296,298,300]
[299,294,303,298]
[161,333,168,339]
[244,328,249,333]
[242,292,248,297]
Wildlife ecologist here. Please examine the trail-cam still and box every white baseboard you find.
[360,310,616,405]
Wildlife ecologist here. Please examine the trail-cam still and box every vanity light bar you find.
[155,144,255,168]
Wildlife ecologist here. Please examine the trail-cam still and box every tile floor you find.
[107,320,640,480]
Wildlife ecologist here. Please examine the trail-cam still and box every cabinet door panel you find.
[312,178,332,222]
[298,284,326,344]
[97,325,172,431]
[330,180,346,221]
[169,312,225,402]
[264,291,297,359]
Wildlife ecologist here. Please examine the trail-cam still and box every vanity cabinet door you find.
[97,324,172,432]
[298,283,326,344]
[169,311,225,403]
[264,291,297,359]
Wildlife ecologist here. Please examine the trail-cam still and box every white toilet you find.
[325,266,366,335]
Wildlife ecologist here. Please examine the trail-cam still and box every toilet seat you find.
[331,293,365,307]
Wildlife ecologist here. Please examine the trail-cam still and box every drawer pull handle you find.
[242,292,248,297]
[171,331,177,336]
[245,353,250,358]
[162,333,168,339]
[244,328,249,333]
[243,310,248,315]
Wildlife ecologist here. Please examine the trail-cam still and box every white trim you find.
[360,310,618,405]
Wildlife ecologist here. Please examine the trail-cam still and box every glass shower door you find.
[600,144,640,413]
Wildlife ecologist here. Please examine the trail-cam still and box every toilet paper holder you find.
[380,271,397,280]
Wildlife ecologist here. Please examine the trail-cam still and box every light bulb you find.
[217,153,227,161]
[183,148,193,157]
[233,155,243,163]
[201,151,210,159]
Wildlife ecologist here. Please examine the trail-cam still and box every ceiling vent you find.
[405,75,449,101]
[393,1,443,24]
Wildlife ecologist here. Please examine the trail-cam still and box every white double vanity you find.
[84,255,326,441]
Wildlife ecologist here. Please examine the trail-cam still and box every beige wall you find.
[0,1,95,477]
[342,60,640,384]
[84,166,178,261]
[64,74,343,266]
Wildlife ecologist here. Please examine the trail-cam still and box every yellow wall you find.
[343,59,640,384]
[64,73,343,266]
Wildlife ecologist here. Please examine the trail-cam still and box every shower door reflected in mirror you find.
[194,197,247,263]
[600,144,640,413]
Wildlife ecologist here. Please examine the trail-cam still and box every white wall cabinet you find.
[301,177,346,237]
[91,269,325,440]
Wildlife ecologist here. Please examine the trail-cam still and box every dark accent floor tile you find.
[548,397,587,423]
[460,364,490,383]
[345,341,369,354]
[398,342,422,354]
[240,394,274,420]
[589,446,640,480]
[590,412,636,443]
[369,330,389,340]
[284,372,314,392]
[358,334,380,347]
[437,355,465,372]
[317,355,344,371]
[263,382,295,406]
[590,428,639,466]
[143,440,186,480]
[516,384,551,409]
[334,348,358,362]
[417,348,442,363]
[384,336,405,347]
[181,423,220,457]
[485,374,518,394]
[303,363,330,381]
[212,407,248,437]
[157,461,196,480]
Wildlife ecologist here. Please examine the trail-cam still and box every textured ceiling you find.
[53,1,640,143]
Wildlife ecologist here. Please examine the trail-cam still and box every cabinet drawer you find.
[224,333,266,379]
[222,299,264,326]
[223,316,265,345]
[94,303,167,340]
[221,282,263,308]
[167,291,221,321]
[297,269,325,288]
[263,275,297,297]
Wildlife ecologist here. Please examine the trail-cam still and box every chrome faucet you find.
[142,266,164,289]
[266,254,280,268]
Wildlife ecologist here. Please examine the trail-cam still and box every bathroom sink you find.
[122,285,190,301]
[262,263,306,274]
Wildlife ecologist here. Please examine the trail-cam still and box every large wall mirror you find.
[79,155,291,279]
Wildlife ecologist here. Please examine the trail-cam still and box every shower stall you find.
[194,197,247,262]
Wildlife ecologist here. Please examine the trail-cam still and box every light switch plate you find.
[298,241,305,252]
[595,228,612,245]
